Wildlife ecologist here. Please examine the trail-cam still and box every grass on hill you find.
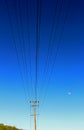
[0,124,20,130]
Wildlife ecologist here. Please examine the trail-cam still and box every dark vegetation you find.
[0,124,20,130]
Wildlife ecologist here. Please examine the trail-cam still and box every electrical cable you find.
[4,0,28,103]
[26,0,33,99]
[39,0,61,99]
[41,0,72,110]
[14,0,31,99]
[18,0,31,99]
[35,0,39,100]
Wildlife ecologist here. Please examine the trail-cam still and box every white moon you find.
[68,91,72,96]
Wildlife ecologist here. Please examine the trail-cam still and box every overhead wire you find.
[39,0,61,99]
[39,0,59,97]
[37,0,42,100]
[36,0,42,129]
[13,0,30,99]
[41,0,72,109]
[4,0,28,103]
[25,1,33,129]
[26,0,33,99]
[35,0,42,100]
[18,0,31,99]
[35,0,39,100]
[38,0,42,53]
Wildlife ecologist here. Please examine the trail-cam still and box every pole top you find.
[30,100,39,103]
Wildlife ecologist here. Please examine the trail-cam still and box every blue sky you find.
[0,0,84,130]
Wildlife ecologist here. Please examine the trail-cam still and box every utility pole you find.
[30,100,39,130]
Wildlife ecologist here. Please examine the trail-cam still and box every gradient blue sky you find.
[0,0,83,130]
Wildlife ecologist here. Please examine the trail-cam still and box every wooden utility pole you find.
[30,100,39,130]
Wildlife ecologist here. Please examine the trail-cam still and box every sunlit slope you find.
[0,124,20,130]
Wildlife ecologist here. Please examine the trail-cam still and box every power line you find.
[41,0,72,109]
[4,0,28,103]
[18,0,31,98]
[39,0,61,99]
[26,0,33,99]
[14,0,31,99]
[35,0,39,100]
[14,0,26,71]
[37,0,42,100]
[38,0,42,47]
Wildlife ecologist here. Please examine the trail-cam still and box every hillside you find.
[0,124,20,130]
